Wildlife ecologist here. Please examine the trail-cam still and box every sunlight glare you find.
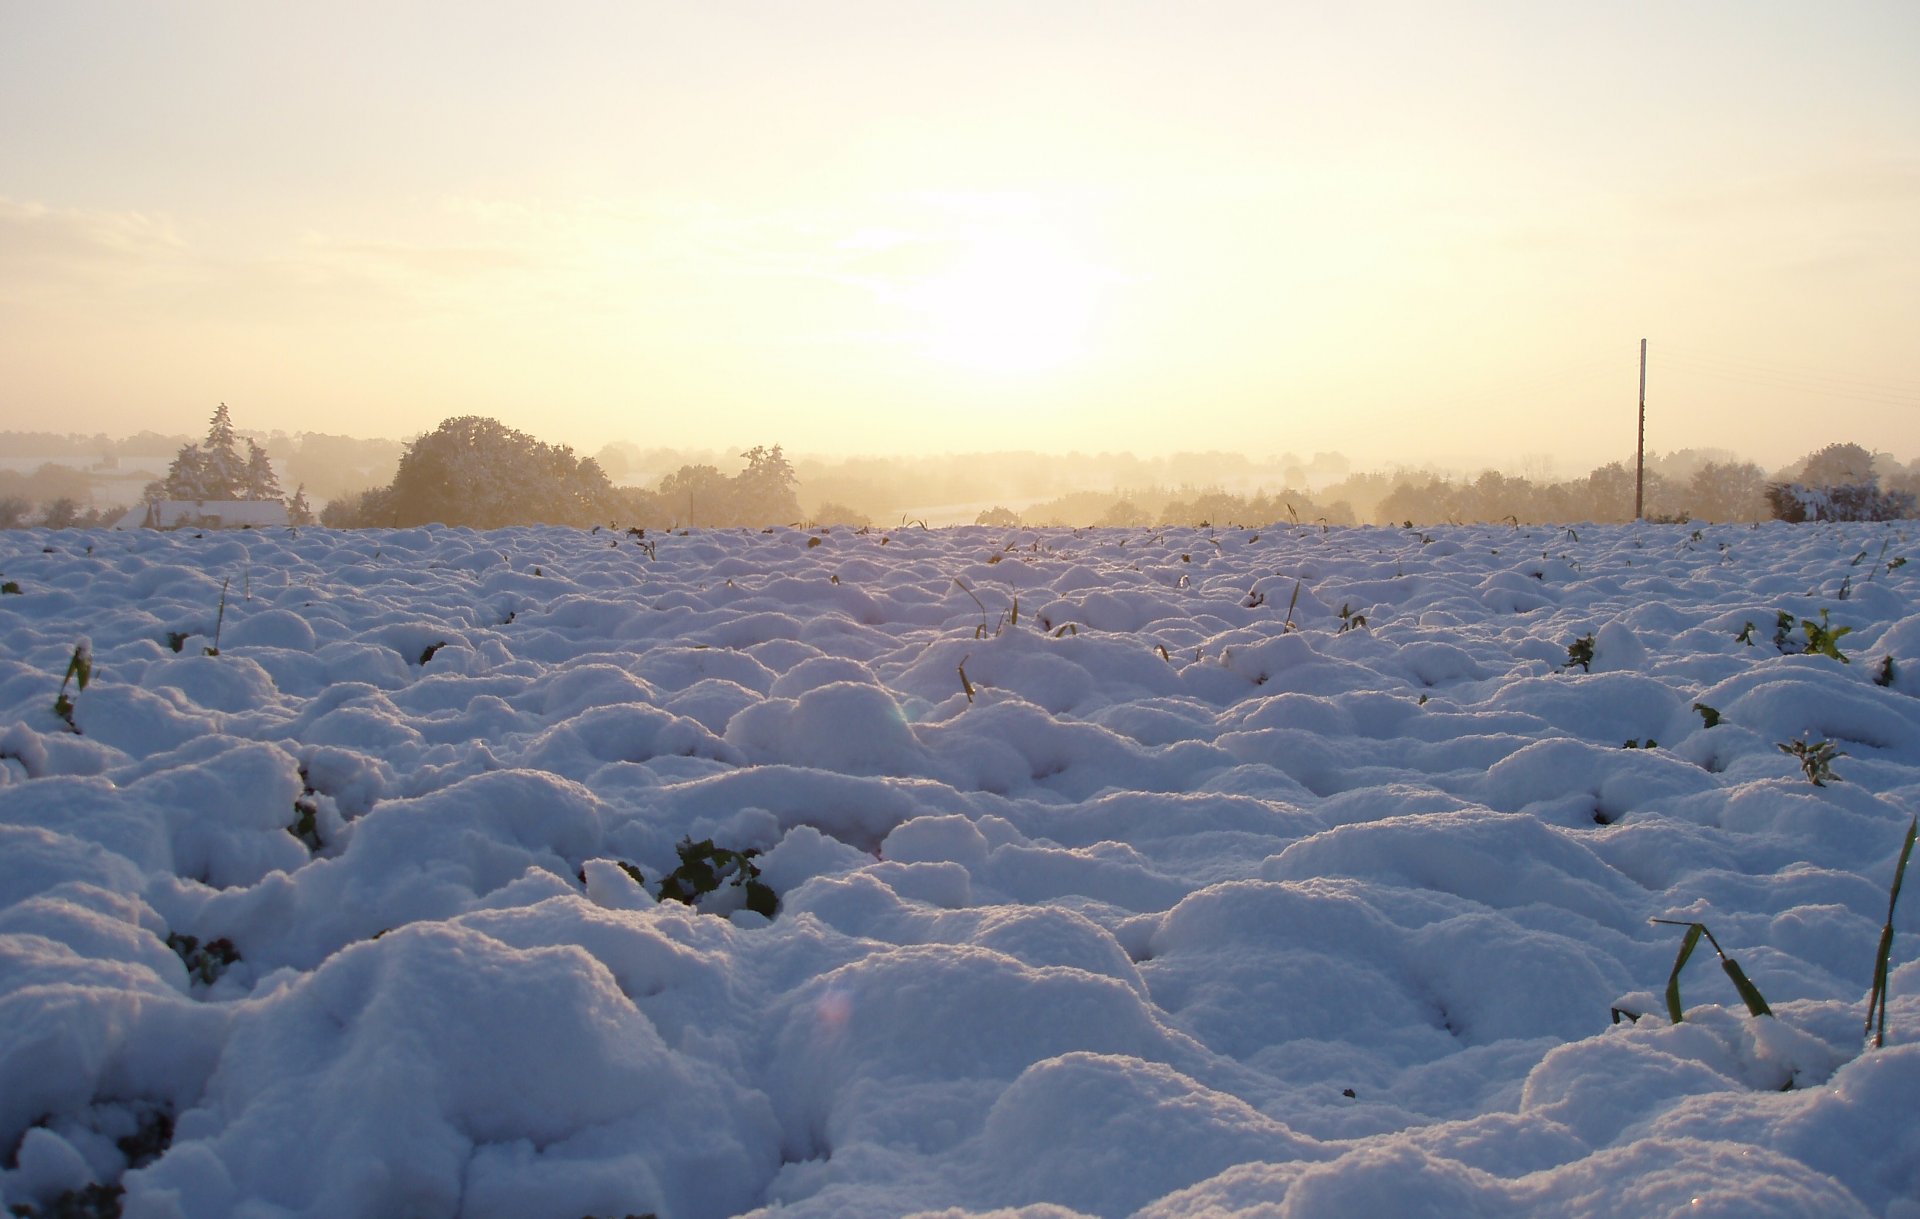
[904,233,1104,377]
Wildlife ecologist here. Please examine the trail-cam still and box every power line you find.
[1657,356,1920,402]
[1658,344,1920,396]
[1652,345,1920,408]
[1653,357,1920,410]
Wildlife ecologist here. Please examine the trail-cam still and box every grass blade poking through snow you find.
[1866,815,1919,1049]
[206,577,230,656]
[1652,919,1773,1022]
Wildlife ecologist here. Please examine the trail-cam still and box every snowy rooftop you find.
[1,520,1917,1218]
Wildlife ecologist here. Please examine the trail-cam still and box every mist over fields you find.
[7,426,1920,532]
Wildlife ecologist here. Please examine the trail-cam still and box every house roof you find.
[114,500,291,530]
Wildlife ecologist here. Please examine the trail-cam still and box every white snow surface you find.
[2,521,1919,1219]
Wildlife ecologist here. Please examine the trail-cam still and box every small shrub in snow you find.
[1778,736,1844,786]
[287,793,322,851]
[9,1182,126,1218]
[1563,633,1595,673]
[166,933,241,985]
[115,1107,173,1170]
[1650,919,1773,1023]
[1797,609,1851,663]
[1693,702,1723,728]
[1772,610,1795,651]
[1764,481,1916,523]
[1874,656,1896,688]
[655,838,777,918]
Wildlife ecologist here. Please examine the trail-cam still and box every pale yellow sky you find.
[2,1,1917,472]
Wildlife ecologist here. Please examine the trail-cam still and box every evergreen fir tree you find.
[244,439,283,499]
[158,403,285,504]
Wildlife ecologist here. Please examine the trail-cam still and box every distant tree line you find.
[319,416,801,530]
[976,442,1920,529]
[0,417,404,529]
[6,417,1920,531]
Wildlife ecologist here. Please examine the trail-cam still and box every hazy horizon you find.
[4,3,1918,473]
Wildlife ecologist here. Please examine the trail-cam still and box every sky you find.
[2,1,1918,474]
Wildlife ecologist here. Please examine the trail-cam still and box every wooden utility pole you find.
[1634,338,1647,520]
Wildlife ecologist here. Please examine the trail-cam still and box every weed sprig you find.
[1564,633,1595,673]
[52,640,92,733]
[1779,736,1844,786]
[1651,919,1772,1023]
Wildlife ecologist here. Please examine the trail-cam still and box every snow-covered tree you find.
[1769,441,1915,522]
[244,439,283,500]
[1796,442,1877,489]
[385,416,618,528]
[1765,481,1916,523]
[1687,461,1767,521]
[733,445,800,525]
[159,403,272,502]
[657,464,735,527]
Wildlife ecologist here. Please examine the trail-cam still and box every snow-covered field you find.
[3,520,1918,1219]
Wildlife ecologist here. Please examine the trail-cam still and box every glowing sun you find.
[903,234,1104,377]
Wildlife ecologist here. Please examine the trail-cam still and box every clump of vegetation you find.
[654,838,776,918]
[1778,736,1845,786]
[1875,656,1897,688]
[8,1182,126,1218]
[288,791,323,851]
[1563,633,1595,673]
[166,932,241,985]
[1336,603,1368,632]
[1798,609,1851,663]
[1693,702,1723,728]
[1772,610,1796,651]
[1651,919,1773,1023]
[52,640,91,733]
[115,1106,173,1171]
